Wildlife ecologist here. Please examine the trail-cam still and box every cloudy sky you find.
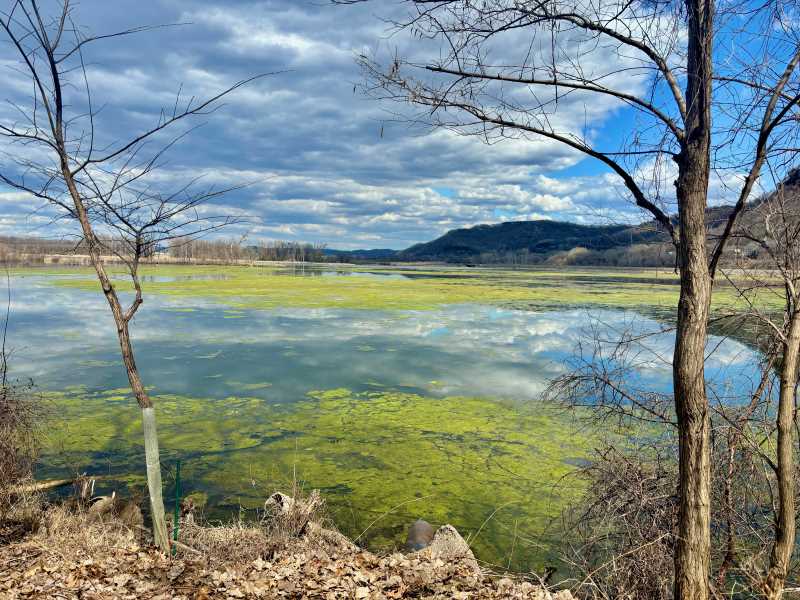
[0,0,749,249]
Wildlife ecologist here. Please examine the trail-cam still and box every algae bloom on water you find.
[41,386,590,572]
[16,267,763,572]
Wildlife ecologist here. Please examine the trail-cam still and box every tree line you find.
[0,235,328,265]
[167,238,328,263]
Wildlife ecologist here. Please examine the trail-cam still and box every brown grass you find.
[34,504,141,554]
[0,381,41,514]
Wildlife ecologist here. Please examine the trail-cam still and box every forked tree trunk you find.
[763,315,800,600]
[63,168,170,553]
[674,2,714,598]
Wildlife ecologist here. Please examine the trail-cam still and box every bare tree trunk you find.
[673,200,712,600]
[63,170,170,553]
[764,315,800,600]
[674,3,714,597]
[717,436,736,587]
[142,407,169,552]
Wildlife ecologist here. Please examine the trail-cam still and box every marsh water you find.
[12,267,760,571]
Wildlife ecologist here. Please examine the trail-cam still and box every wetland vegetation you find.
[10,264,763,572]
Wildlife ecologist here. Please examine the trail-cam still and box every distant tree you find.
[0,0,265,551]
[342,1,800,596]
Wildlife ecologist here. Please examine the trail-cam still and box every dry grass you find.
[180,519,274,567]
[0,380,41,517]
[0,376,46,550]
[261,488,325,540]
[179,487,349,569]
[33,504,141,555]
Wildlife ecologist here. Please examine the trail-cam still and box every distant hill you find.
[324,174,800,266]
[388,168,800,266]
[399,220,666,262]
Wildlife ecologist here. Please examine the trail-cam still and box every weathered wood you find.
[10,476,107,495]
[10,478,75,494]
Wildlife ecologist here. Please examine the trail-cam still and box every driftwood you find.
[11,475,108,496]
[11,478,76,494]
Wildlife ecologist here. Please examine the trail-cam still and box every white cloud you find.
[0,0,707,249]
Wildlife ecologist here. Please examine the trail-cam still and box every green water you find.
[10,266,760,572]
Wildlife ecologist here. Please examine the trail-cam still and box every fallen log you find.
[11,478,76,494]
[10,475,108,495]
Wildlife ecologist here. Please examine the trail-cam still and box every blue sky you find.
[0,0,778,249]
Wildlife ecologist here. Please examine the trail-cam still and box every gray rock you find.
[422,524,481,577]
[405,519,435,551]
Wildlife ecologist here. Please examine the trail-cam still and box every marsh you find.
[12,265,761,571]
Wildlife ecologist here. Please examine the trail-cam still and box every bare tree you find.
[716,177,800,599]
[550,173,800,598]
[0,1,265,551]
[341,1,800,596]
[549,311,793,597]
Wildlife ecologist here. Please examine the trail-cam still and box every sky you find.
[0,0,771,249]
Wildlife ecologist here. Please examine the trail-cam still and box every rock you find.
[417,524,481,578]
[87,495,116,520]
[405,519,435,551]
[264,492,295,516]
[117,501,144,531]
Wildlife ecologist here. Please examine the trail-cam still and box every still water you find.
[10,270,759,571]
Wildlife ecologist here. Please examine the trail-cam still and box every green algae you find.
[27,264,781,312]
[23,264,722,571]
[38,386,591,572]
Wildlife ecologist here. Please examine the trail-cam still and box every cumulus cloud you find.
[0,0,687,249]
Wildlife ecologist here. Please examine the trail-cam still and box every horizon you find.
[0,212,671,253]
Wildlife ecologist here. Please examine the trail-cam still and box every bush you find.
[0,377,41,516]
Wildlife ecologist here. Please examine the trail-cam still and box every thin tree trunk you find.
[673,0,714,597]
[62,168,170,553]
[116,319,170,554]
[716,436,736,587]
[763,315,800,599]
[142,407,169,552]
